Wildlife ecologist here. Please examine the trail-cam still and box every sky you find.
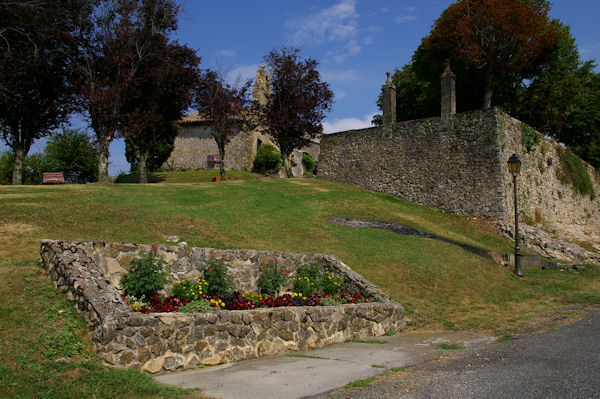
[5,0,600,176]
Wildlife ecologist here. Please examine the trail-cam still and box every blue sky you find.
[6,0,600,176]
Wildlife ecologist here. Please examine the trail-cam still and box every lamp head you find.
[507,154,521,176]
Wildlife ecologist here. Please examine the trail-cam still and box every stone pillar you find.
[253,65,271,106]
[381,72,396,125]
[440,60,456,117]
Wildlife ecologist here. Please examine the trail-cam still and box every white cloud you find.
[285,0,372,63]
[286,0,359,45]
[321,69,360,83]
[394,6,419,24]
[225,64,260,85]
[323,113,377,134]
[394,14,417,23]
[216,48,237,58]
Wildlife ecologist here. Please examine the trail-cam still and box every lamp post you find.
[507,154,522,277]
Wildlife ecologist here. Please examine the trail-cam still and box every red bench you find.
[42,172,65,184]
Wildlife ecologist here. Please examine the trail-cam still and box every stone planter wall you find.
[39,240,405,373]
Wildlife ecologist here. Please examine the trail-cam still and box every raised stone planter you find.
[39,240,405,373]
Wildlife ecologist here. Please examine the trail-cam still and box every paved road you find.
[311,310,600,399]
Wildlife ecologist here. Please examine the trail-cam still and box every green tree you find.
[44,128,98,183]
[0,151,53,185]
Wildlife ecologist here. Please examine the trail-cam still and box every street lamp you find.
[507,154,522,277]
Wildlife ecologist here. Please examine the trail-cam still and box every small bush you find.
[320,271,343,296]
[293,263,325,296]
[178,299,217,313]
[258,263,288,295]
[521,122,540,153]
[302,153,317,175]
[321,296,342,306]
[253,144,281,174]
[558,147,595,199]
[172,278,208,301]
[120,251,169,299]
[204,259,234,296]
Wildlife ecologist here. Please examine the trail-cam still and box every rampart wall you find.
[319,108,600,253]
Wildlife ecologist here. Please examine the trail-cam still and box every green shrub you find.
[172,278,208,301]
[293,263,323,296]
[204,259,234,296]
[120,251,169,299]
[253,144,281,174]
[302,153,316,175]
[258,263,287,295]
[321,296,342,306]
[521,122,540,153]
[320,271,343,295]
[178,299,217,313]
[558,147,595,199]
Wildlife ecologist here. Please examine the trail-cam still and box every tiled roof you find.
[179,111,207,124]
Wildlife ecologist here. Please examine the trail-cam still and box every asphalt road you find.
[311,310,600,399]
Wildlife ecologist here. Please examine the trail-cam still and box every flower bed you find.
[39,240,405,374]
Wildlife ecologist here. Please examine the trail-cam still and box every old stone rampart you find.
[319,109,507,218]
[318,108,600,257]
[38,240,405,373]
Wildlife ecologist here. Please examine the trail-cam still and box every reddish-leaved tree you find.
[260,47,333,178]
[0,0,90,184]
[419,0,560,109]
[194,69,253,181]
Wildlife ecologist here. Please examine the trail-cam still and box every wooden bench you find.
[42,172,64,184]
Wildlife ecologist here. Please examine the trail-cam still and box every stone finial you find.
[253,64,271,106]
[381,72,396,125]
[440,60,456,117]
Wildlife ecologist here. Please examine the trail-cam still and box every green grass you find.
[436,343,464,350]
[1,176,599,397]
[345,377,376,388]
[371,364,385,368]
[114,169,263,183]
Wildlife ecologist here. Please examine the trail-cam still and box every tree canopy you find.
[382,0,599,169]
[194,69,253,181]
[0,0,90,184]
[260,47,333,178]
[416,0,560,109]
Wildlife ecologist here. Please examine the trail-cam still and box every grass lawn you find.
[1,176,598,398]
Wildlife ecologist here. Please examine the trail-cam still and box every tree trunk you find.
[97,139,110,183]
[11,145,25,185]
[218,142,226,181]
[138,150,148,183]
[281,150,293,178]
[482,69,494,109]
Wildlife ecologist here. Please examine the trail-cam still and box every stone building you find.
[318,68,600,260]
[163,66,320,176]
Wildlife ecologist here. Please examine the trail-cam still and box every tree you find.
[44,128,98,183]
[0,151,53,185]
[260,47,333,177]
[194,69,253,181]
[77,0,196,183]
[0,0,90,184]
[125,134,175,173]
[415,0,560,109]
[118,16,200,183]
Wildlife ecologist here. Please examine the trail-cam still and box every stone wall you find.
[164,124,274,172]
[497,112,600,254]
[319,109,506,218]
[318,108,600,255]
[39,240,405,373]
